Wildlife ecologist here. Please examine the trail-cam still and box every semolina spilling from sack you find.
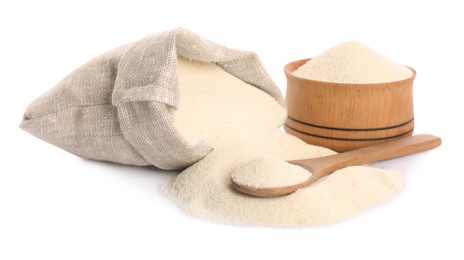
[167,57,404,227]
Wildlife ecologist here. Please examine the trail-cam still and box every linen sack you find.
[20,28,285,170]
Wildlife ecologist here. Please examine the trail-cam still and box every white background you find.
[1,0,462,259]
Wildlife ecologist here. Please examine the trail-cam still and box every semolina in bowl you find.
[283,42,416,152]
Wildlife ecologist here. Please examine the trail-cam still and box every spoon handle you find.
[297,134,441,177]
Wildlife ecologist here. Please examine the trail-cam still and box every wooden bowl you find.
[283,59,416,152]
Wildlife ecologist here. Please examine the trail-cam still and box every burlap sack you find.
[20,28,285,170]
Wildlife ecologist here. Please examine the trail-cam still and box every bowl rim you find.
[284,58,416,87]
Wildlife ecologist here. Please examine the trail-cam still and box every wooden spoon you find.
[231,134,441,198]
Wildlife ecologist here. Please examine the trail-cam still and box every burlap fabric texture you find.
[20,28,285,170]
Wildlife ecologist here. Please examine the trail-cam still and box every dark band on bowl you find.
[287,116,414,132]
[284,120,414,142]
